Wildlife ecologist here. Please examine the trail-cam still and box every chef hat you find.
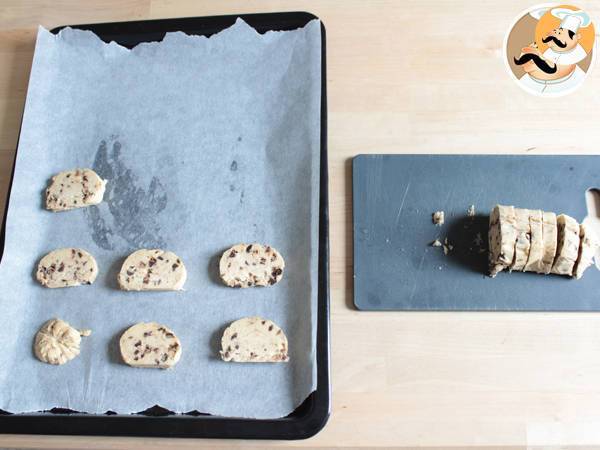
[529,7,549,20]
[551,8,591,33]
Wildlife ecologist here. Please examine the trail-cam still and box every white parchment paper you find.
[0,19,321,419]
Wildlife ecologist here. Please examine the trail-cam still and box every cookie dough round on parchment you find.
[219,243,285,288]
[34,318,91,365]
[117,249,187,291]
[220,317,289,363]
[119,322,182,369]
[36,248,98,288]
[45,168,106,211]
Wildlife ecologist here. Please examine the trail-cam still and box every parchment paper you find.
[0,18,321,419]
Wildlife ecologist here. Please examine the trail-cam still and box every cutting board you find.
[352,154,600,311]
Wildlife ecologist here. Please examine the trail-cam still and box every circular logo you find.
[504,4,596,97]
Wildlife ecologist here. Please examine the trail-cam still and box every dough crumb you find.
[432,211,445,226]
[467,205,476,217]
[431,239,443,247]
[443,237,453,255]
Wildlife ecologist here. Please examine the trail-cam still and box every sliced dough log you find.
[45,168,106,211]
[219,243,285,288]
[573,223,598,279]
[551,214,580,276]
[540,211,558,274]
[488,205,518,277]
[118,249,186,291]
[510,208,531,272]
[34,318,91,365]
[36,248,98,288]
[119,322,182,369]
[220,317,289,363]
[524,209,544,273]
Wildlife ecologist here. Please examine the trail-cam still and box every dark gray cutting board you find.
[352,154,600,311]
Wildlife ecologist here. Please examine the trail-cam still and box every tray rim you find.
[0,11,330,440]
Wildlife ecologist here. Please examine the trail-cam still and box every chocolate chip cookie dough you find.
[219,243,285,288]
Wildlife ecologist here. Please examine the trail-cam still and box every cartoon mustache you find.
[542,35,567,48]
[514,53,557,74]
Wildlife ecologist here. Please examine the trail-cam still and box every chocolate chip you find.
[143,331,152,337]
[134,340,141,346]
[161,353,168,362]
[57,262,65,272]
[172,263,179,271]
[126,270,135,276]
[157,256,164,260]
[268,325,273,331]
[231,333,237,340]
[148,257,157,267]
[246,245,252,252]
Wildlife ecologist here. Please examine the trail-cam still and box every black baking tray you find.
[0,12,330,439]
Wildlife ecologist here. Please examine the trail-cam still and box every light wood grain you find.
[2,0,600,448]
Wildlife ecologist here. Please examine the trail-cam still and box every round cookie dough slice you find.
[551,214,581,276]
[36,248,98,288]
[220,317,289,363]
[488,205,518,277]
[510,208,531,272]
[118,249,187,291]
[120,322,182,369]
[34,318,91,365]
[45,168,106,211]
[219,243,285,288]
[573,223,598,279]
[524,209,544,273]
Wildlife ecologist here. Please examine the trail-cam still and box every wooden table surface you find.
[2,0,600,448]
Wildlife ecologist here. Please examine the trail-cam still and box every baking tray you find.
[0,12,330,439]
[353,154,600,311]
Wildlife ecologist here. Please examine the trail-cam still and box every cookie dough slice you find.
[45,168,106,211]
[36,248,98,288]
[120,322,182,369]
[219,243,285,288]
[488,205,518,277]
[540,211,558,274]
[551,214,580,276]
[510,208,531,272]
[34,318,91,365]
[524,209,544,273]
[220,317,289,363]
[118,249,186,291]
[573,223,598,279]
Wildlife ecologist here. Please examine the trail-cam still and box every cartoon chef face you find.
[542,27,581,52]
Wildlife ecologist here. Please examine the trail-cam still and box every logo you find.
[504,4,595,97]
